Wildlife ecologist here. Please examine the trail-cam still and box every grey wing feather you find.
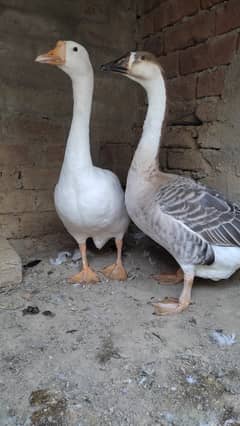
[157,177,240,248]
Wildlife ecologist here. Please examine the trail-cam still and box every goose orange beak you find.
[35,40,66,65]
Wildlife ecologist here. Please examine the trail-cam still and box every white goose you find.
[36,41,129,283]
[102,51,240,314]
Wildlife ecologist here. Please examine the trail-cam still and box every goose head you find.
[35,40,92,79]
[101,51,163,88]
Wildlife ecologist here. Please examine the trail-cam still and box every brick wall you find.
[3,0,240,241]
[138,0,240,200]
[0,0,137,239]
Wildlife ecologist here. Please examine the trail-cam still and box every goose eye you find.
[73,47,78,52]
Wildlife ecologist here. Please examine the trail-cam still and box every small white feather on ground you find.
[211,330,236,347]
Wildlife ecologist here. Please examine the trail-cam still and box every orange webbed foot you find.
[152,297,190,316]
[101,263,128,281]
[152,273,193,315]
[68,267,99,284]
[152,268,184,285]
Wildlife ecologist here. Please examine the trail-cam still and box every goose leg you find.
[68,243,99,284]
[101,239,127,281]
[152,273,194,315]
[152,268,183,285]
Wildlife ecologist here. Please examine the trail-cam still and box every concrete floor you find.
[1,231,240,426]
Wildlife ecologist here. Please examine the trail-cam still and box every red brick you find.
[0,212,63,239]
[197,67,226,97]
[154,0,199,32]
[0,214,21,239]
[167,148,204,170]
[167,74,197,100]
[137,90,147,107]
[216,0,240,35]
[196,99,218,122]
[143,35,164,56]
[180,33,237,74]
[22,167,59,190]
[165,11,215,52]
[159,148,167,169]
[137,107,146,124]
[20,212,63,238]
[142,13,154,37]
[201,0,224,8]
[33,144,65,168]
[2,114,67,145]
[143,0,167,14]
[158,51,179,78]
[91,124,135,144]
[0,169,23,191]
[0,145,31,166]
[162,126,197,148]
[0,190,54,214]
[168,99,197,124]
[99,143,132,183]
[34,190,55,211]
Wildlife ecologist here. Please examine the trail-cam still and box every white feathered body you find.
[55,165,129,249]
[52,53,129,249]
[195,245,240,280]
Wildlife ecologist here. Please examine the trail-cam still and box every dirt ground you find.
[1,229,240,426]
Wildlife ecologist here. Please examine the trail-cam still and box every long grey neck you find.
[132,75,166,172]
[62,72,94,172]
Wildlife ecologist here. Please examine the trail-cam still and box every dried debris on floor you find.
[1,233,240,425]
[22,306,40,316]
[30,389,67,425]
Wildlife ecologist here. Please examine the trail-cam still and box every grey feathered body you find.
[126,164,240,277]
[124,62,240,283]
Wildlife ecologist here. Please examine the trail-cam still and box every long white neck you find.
[132,75,166,172]
[61,71,94,171]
